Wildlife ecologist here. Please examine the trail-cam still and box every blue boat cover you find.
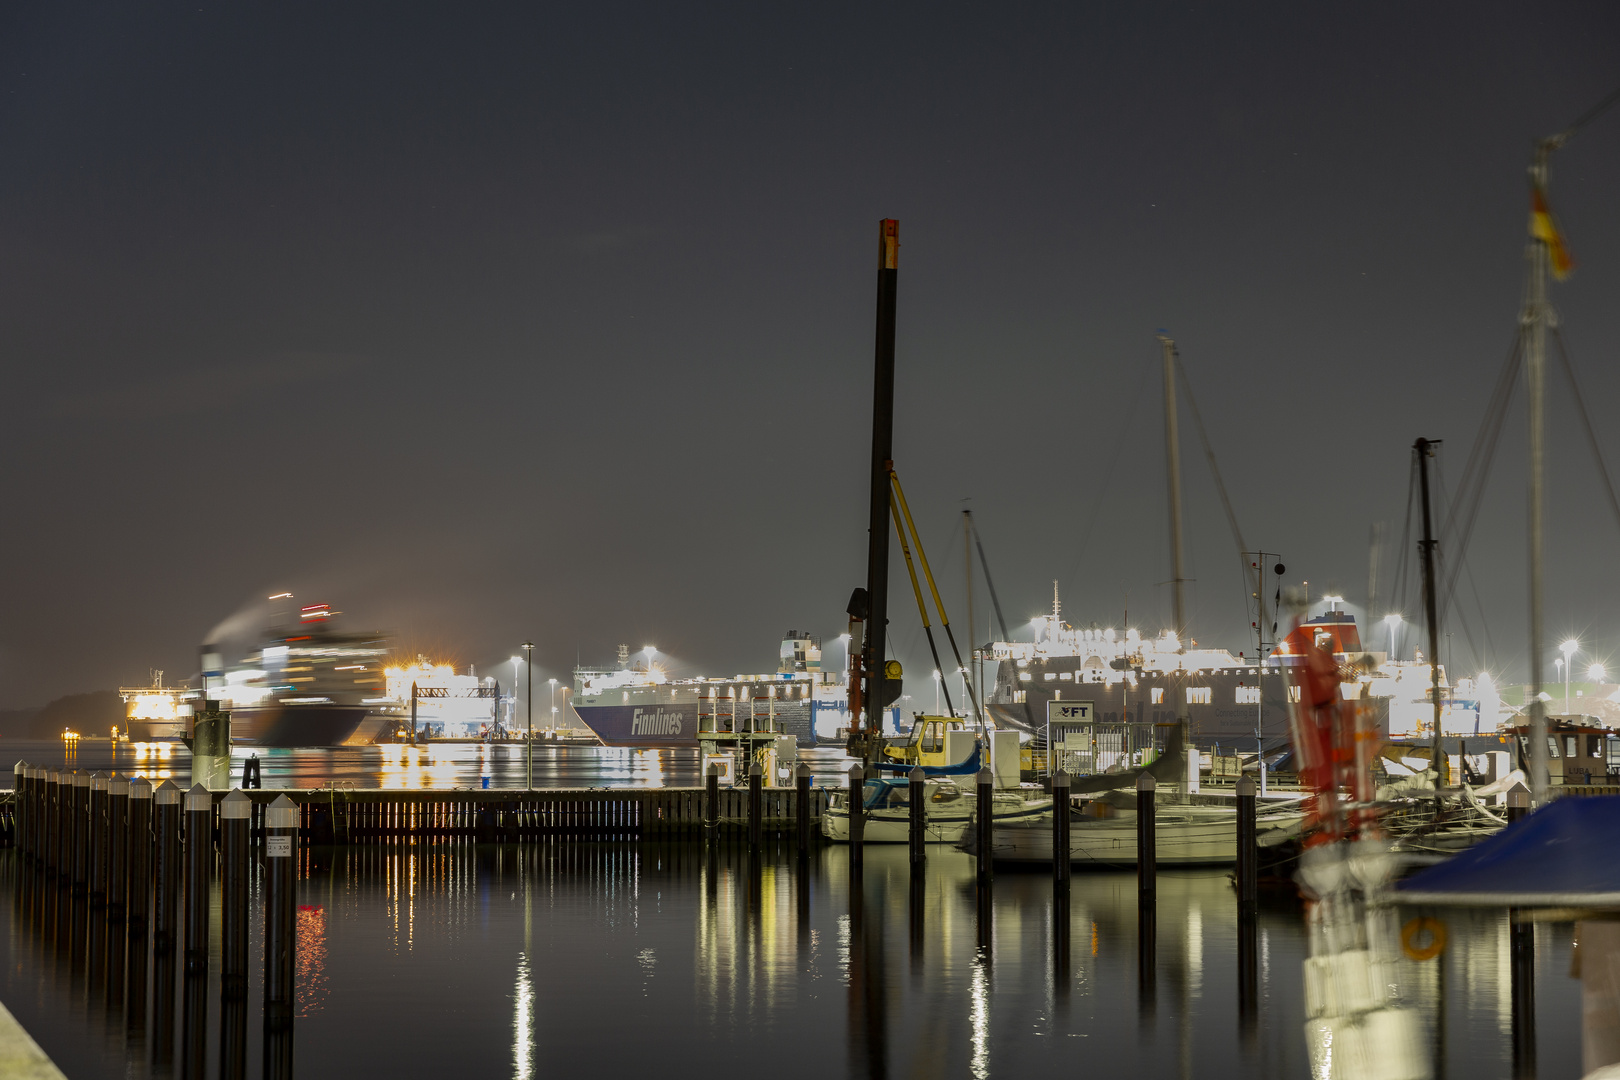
[871,743,984,777]
[1396,795,1620,906]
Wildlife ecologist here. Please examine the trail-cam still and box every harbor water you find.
[0,742,1586,1078]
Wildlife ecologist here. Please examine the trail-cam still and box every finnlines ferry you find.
[570,632,900,749]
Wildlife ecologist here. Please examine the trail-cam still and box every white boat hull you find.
[991,806,1304,867]
[821,792,1051,843]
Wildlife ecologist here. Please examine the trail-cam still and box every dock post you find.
[1137,773,1156,1008]
[1136,773,1156,905]
[705,764,720,834]
[108,773,129,923]
[71,770,90,896]
[1508,784,1535,1080]
[220,790,251,1000]
[747,761,763,851]
[45,770,61,881]
[128,778,152,935]
[89,772,109,907]
[183,783,212,974]
[13,762,26,861]
[153,780,181,953]
[1051,770,1070,887]
[847,765,865,873]
[1235,774,1257,913]
[976,767,994,884]
[1235,775,1258,1032]
[908,767,926,868]
[795,763,811,857]
[264,794,299,1031]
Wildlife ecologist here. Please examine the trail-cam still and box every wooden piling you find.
[184,783,213,974]
[220,790,251,1000]
[976,767,994,883]
[89,772,109,907]
[747,762,763,850]
[1235,774,1257,913]
[706,765,721,832]
[71,771,90,896]
[1051,770,1070,884]
[153,780,181,953]
[847,765,865,872]
[127,778,152,934]
[908,766,926,868]
[47,770,64,882]
[1136,773,1156,905]
[108,774,129,922]
[795,764,812,856]
[264,794,298,1031]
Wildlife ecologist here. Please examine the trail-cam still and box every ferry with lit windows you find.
[980,592,1474,750]
[569,632,900,749]
[125,603,402,747]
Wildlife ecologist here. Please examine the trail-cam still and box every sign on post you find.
[1046,700,1096,778]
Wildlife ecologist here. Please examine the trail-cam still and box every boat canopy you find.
[1396,795,1620,906]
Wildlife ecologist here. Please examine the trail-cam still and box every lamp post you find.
[522,642,535,790]
[1554,657,1564,716]
[548,678,558,734]
[839,633,851,680]
[1384,613,1402,660]
[932,669,941,714]
[1560,639,1579,716]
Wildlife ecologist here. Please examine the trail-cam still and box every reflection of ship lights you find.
[513,953,534,1080]
[296,905,328,1017]
[969,956,990,1079]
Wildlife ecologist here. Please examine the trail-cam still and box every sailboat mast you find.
[1159,334,1188,643]
[964,510,978,711]
[1415,438,1446,787]
[1525,144,1551,805]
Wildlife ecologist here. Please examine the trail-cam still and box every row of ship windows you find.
[1011,685,1300,706]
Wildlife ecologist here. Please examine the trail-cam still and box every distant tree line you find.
[0,691,123,740]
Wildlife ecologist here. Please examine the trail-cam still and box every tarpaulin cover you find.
[1396,795,1620,906]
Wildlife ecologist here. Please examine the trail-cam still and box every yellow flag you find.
[1530,186,1575,280]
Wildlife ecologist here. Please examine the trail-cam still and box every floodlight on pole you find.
[521,642,535,790]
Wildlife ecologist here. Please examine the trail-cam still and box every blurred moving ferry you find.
[571,632,901,749]
[123,602,400,747]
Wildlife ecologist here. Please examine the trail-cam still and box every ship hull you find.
[229,704,376,747]
[573,700,819,749]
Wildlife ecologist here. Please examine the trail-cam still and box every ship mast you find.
[1525,140,1551,805]
[1159,334,1188,646]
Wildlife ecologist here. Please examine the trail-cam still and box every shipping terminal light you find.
[1561,639,1580,660]
[1590,663,1607,682]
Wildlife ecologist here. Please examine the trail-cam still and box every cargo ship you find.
[570,632,901,749]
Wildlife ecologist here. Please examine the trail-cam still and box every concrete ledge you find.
[0,1001,67,1080]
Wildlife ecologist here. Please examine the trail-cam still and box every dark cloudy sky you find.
[3,2,1619,707]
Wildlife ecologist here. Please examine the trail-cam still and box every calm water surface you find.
[0,840,1584,1079]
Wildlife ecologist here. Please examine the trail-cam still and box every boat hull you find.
[227,704,377,748]
[989,806,1304,867]
[572,700,820,749]
[820,794,1051,843]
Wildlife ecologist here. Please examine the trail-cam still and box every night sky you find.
[4,2,1619,708]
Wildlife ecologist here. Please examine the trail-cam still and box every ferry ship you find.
[981,591,1470,749]
[126,602,403,747]
[570,632,900,749]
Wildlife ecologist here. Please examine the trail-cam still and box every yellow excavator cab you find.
[883,714,977,769]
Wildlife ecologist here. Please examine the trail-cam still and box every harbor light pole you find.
[1384,613,1402,659]
[1560,639,1579,716]
[522,642,534,790]
[548,678,558,734]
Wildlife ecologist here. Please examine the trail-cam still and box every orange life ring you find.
[1401,916,1447,960]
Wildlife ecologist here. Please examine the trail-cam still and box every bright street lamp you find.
[1323,594,1344,612]
[1560,639,1579,715]
[521,642,535,790]
[548,677,558,734]
[1383,614,1402,660]
[1589,663,1607,684]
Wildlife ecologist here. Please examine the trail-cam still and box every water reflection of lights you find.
[513,953,534,1080]
[130,742,174,761]
[970,953,990,1079]
[296,905,329,1017]
[375,744,461,790]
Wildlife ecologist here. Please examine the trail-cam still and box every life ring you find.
[1401,916,1447,960]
